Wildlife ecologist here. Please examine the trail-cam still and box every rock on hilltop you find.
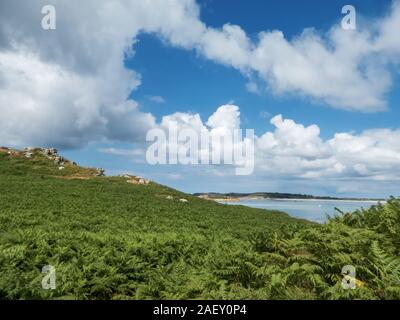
[0,146,105,178]
[0,146,153,185]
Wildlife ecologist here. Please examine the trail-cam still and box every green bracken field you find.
[0,150,399,300]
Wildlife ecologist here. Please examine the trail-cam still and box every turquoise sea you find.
[230,199,382,223]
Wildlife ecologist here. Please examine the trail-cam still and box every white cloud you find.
[206,105,241,130]
[246,81,260,94]
[161,112,205,133]
[155,104,400,182]
[0,47,156,148]
[98,148,145,157]
[153,104,252,173]
[194,1,400,111]
[0,0,204,148]
[255,113,400,181]
[198,24,252,70]
[148,96,166,103]
[257,115,329,158]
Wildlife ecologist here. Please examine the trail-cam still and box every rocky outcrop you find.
[95,168,105,177]
[122,174,151,185]
[21,147,72,167]
[164,195,189,203]
[42,148,58,157]
[0,147,16,156]
[2,146,108,178]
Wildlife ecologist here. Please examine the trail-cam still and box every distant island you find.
[194,192,385,202]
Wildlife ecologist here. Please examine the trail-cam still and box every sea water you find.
[233,199,381,223]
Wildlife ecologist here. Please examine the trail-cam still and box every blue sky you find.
[1,0,400,197]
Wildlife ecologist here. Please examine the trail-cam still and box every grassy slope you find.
[0,151,309,299]
[1,150,399,300]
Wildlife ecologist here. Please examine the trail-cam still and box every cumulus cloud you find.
[154,104,400,182]
[257,115,329,158]
[206,104,241,130]
[147,96,166,104]
[180,1,400,112]
[0,0,203,148]
[0,47,156,147]
[158,105,234,157]
[255,113,400,181]
[147,104,254,175]
[97,147,145,157]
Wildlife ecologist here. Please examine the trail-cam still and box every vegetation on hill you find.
[0,149,399,299]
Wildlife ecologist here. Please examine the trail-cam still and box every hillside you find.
[0,148,399,300]
[0,147,309,299]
